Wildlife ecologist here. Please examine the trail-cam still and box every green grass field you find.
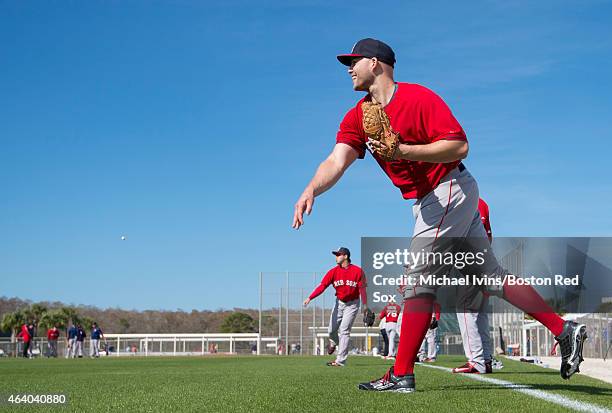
[1,355,611,412]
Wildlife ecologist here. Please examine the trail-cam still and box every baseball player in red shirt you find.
[303,247,368,367]
[453,198,495,374]
[46,325,60,358]
[379,302,401,359]
[292,38,587,392]
[17,322,33,358]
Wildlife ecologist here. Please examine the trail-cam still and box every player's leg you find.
[327,299,341,354]
[427,328,437,360]
[455,310,485,373]
[417,331,428,361]
[467,205,586,378]
[476,305,494,372]
[393,169,477,375]
[380,328,389,357]
[335,300,359,365]
[360,166,482,392]
[386,325,397,358]
[358,295,432,392]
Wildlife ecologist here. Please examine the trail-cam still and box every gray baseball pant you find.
[419,327,438,359]
[328,298,359,365]
[74,341,83,357]
[91,339,100,357]
[403,166,505,299]
[456,295,493,372]
[66,338,76,358]
[385,322,398,357]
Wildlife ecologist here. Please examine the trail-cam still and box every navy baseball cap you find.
[332,247,351,257]
[337,38,396,67]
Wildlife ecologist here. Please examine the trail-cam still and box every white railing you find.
[0,334,280,357]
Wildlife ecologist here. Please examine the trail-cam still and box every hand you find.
[303,298,311,307]
[362,306,369,316]
[292,187,315,229]
[367,138,403,160]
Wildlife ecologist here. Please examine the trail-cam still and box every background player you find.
[303,247,368,367]
[379,302,401,360]
[418,302,441,362]
[292,38,587,392]
[453,197,494,374]
[90,322,106,358]
[66,323,77,358]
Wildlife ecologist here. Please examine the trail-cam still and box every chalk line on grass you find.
[418,363,611,413]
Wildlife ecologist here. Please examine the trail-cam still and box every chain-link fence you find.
[259,272,466,357]
[259,272,338,355]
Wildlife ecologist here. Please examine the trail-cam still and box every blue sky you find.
[1,1,611,311]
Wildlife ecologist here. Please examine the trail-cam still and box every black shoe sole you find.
[358,383,415,393]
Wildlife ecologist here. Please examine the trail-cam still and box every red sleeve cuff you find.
[336,139,366,159]
[430,132,467,143]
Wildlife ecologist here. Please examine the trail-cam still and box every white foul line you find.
[418,363,612,413]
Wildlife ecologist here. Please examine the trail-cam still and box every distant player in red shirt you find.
[379,303,401,359]
[46,325,60,358]
[304,247,368,367]
[17,322,33,358]
[293,38,586,392]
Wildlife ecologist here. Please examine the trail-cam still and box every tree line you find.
[0,296,278,338]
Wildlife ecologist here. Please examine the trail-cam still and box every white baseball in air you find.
[121,236,126,241]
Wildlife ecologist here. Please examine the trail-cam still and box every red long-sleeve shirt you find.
[309,264,367,304]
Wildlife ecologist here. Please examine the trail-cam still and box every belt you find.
[458,162,465,172]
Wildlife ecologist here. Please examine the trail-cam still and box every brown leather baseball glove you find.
[362,101,400,161]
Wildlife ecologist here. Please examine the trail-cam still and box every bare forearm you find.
[397,140,468,163]
[306,157,345,197]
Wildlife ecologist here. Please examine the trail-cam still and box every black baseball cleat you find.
[555,320,587,380]
[358,367,415,393]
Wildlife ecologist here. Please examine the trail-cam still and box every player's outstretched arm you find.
[292,143,359,229]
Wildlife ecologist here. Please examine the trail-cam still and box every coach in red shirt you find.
[304,247,368,367]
